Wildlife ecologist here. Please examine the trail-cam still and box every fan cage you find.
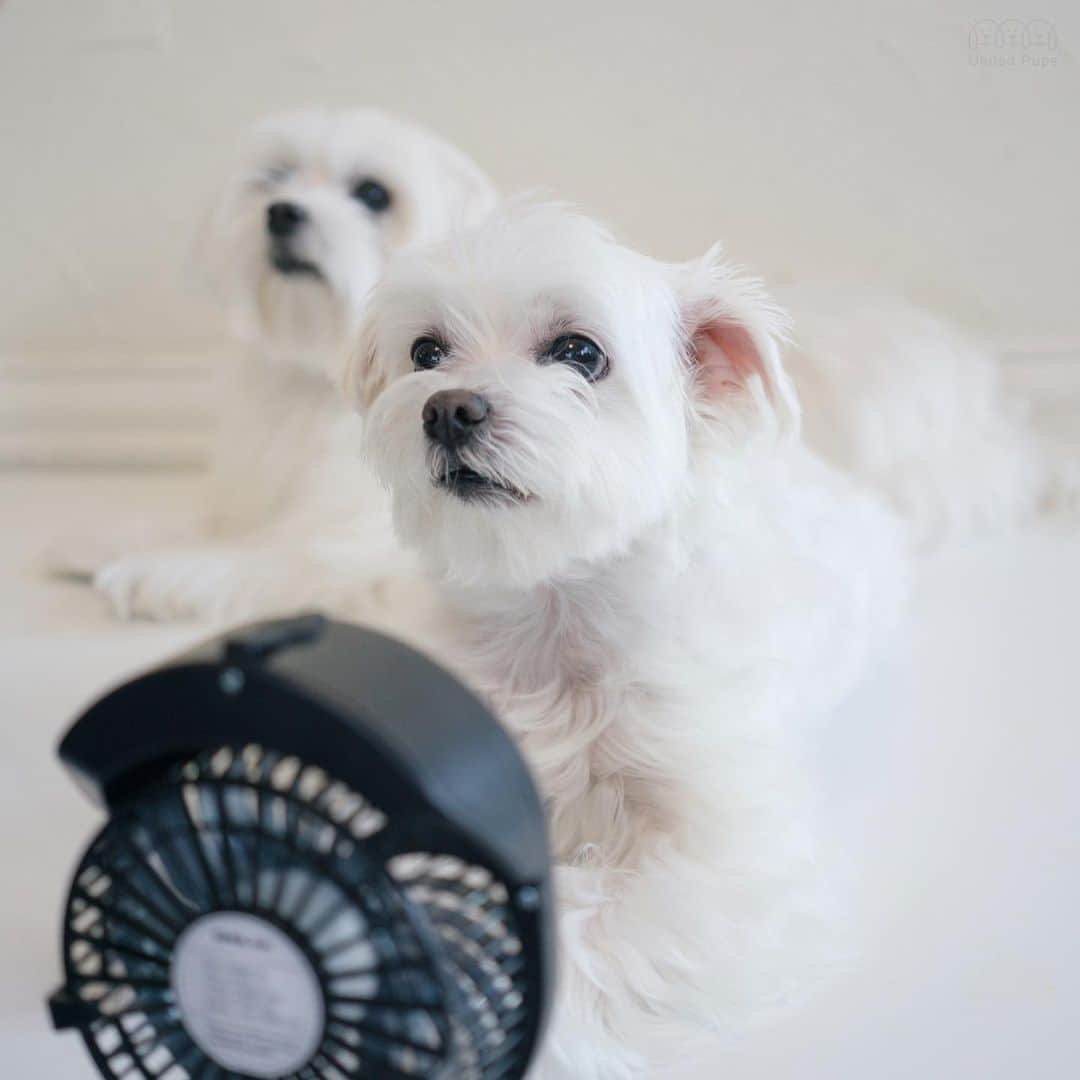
[60,742,534,1080]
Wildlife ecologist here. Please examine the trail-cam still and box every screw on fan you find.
[58,744,534,1079]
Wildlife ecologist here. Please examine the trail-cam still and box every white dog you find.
[73,108,495,621]
[344,202,913,1077]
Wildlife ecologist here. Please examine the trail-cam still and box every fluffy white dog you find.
[75,108,495,621]
[344,202,913,1077]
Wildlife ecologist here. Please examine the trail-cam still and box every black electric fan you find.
[48,614,553,1080]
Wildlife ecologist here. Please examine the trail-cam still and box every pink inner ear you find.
[693,322,763,397]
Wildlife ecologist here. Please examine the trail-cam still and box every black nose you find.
[267,201,305,237]
[422,390,490,450]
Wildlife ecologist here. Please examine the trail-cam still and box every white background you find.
[0,5,1078,1079]
[1,0,1078,355]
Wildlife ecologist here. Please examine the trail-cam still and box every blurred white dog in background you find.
[345,201,915,1078]
[60,108,495,621]
[778,286,1050,546]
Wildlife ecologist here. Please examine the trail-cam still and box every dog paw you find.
[94,550,241,622]
[43,534,136,581]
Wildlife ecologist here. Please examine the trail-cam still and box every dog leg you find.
[93,538,418,624]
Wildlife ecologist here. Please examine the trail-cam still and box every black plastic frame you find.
[50,614,555,1079]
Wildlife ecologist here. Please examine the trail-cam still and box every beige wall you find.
[1,0,1078,357]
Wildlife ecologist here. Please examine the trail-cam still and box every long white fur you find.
[345,202,911,1077]
[777,285,1052,547]
[72,108,496,621]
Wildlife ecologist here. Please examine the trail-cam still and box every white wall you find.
[0,0,1077,356]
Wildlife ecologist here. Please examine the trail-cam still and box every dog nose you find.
[267,201,305,237]
[422,390,490,450]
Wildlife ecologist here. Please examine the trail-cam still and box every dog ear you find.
[675,245,800,438]
[429,137,498,229]
[340,308,388,413]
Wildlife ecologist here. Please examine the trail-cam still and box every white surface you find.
[0,349,219,468]
[0,473,1078,1077]
[1,0,1079,355]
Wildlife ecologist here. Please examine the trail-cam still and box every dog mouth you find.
[433,463,529,505]
[268,243,322,279]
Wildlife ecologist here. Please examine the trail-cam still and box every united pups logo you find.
[969,19,1061,68]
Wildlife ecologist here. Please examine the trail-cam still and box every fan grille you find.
[61,744,533,1079]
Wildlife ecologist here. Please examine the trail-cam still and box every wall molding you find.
[1,342,1077,470]
[0,349,219,469]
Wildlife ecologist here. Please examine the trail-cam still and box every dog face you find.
[207,109,495,377]
[346,204,797,589]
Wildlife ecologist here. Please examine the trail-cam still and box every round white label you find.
[171,912,325,1079]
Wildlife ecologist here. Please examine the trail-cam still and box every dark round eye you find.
[263,162,295,185]
[544,334,609,381]
[411,337,446,370]
[351,178,392,213]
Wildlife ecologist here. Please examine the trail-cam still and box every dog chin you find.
[243,261,350,375]
[394,478,642,592]
[380,444,667,590]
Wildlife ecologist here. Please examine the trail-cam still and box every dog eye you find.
[543,334,609,381]
[411,337,447,370]
[260,163,295,186]
[351,178,392,213]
